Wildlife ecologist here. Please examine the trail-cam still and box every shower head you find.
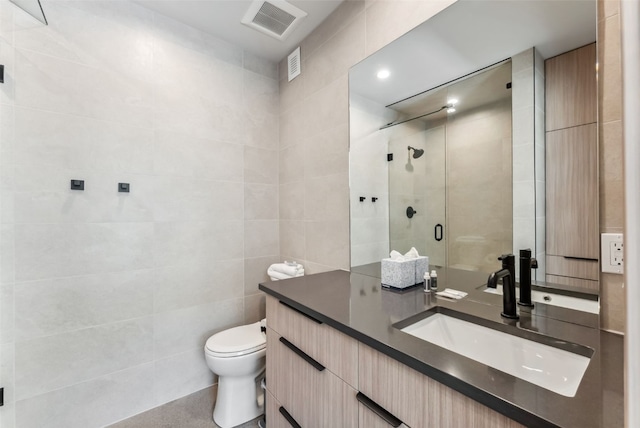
[408,146,424,159]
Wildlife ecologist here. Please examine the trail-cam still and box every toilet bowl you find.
[205,320,266,428]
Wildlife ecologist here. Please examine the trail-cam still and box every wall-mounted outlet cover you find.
[601,233,623,274]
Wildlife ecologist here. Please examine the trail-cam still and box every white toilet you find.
[204,320,267,428]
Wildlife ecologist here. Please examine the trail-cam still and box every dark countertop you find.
[259,268,624,428]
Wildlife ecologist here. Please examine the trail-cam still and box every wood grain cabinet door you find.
[546,123,599,259]
[267,328,358,427]
[545,43,597,131]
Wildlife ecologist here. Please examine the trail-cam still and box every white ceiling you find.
[350,0,596,107]
[135,0,344,63]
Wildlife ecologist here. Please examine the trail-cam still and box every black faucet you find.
[487,254,518,319]
[518,249,538,307]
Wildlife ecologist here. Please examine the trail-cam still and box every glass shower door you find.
[388,123,447,267]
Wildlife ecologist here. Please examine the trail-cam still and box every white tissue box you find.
[381,258,416,289]
[415,256,429,285]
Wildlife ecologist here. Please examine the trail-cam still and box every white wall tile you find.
[245,183,278,220]
[14,270,155,341]
[15,223,154,281]
[153,298,243,359]
[14,107,154,174]
[244,293,266,324]
[1,343,15,405]
[13,172,155,224]
[154,348,214,405]
[1,0,280,425]
[152,178,243,222]
[154,259,244,313]
[279,220,306,262]
[153,131,244,181]
[15,317,154,400]
[14,2,155,82]
[243,51,278,79]
[15,363,156,428]
[244,255,280,296]
[0,284,14,344]
[153,220,244,267]
[14,49,154,128]
[245,147,278,184]
[244,220,279,258]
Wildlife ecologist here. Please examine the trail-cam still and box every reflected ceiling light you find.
[447,107,456,113]
[447,98,459,106]
[377,69,390,79]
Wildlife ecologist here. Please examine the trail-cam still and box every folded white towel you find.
[268,262,304,277]
[267,268,305,281]
[435,288,468,300]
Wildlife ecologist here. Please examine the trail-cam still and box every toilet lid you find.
[205,321,266,357]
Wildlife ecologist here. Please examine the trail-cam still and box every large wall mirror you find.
[349,0,596,284]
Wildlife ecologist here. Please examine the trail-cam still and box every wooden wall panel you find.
[546,124,599,259]
[545,43,597,131]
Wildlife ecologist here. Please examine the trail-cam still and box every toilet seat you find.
[205,321,266,358]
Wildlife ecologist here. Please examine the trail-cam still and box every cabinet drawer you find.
[266,390,298,428]
[358,343,424,428]
[267,328,358,427]
[266,295,358,387]
[358,393,409,428]
[546,255,599,280]
[359,344,526,428]
[546,274,599,292]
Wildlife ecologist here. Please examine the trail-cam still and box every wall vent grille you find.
[288,47,301,81]
[241,0,307,41]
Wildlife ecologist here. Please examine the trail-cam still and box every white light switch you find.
[601,233,624,274]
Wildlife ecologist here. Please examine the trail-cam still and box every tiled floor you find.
[108,386,262,428]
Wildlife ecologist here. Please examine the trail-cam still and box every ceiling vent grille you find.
[242,0,307,41]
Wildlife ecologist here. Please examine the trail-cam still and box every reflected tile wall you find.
[597,0,625,333]
[0,0,278,426]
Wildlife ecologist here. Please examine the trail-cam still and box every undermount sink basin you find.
[397,308,593,397]
[483,285,600,314]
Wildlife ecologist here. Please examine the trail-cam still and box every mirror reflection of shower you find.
[408,146,425,159]
[405,145,424,171]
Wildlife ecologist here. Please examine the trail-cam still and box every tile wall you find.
[0,1,279,426]
[446,99,512,273]
[349,94,391,267]
[598,0,625,333]
[511,48,546,280]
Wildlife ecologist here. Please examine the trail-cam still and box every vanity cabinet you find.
[545,43,599,291]
[265,295,358,428]
[265,295,524,428]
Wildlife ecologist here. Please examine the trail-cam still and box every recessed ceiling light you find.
[377,69,390,79]
[447,107,456,113]
[447,98,458,106]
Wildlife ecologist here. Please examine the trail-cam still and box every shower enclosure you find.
[350,60,513,274]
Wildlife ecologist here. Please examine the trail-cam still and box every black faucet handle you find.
[519,248,532,258]
[531,258,538,269]
[498,254,515,267]
[498,253,515,261]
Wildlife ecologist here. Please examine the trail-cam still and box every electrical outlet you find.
[601,233,624,274]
